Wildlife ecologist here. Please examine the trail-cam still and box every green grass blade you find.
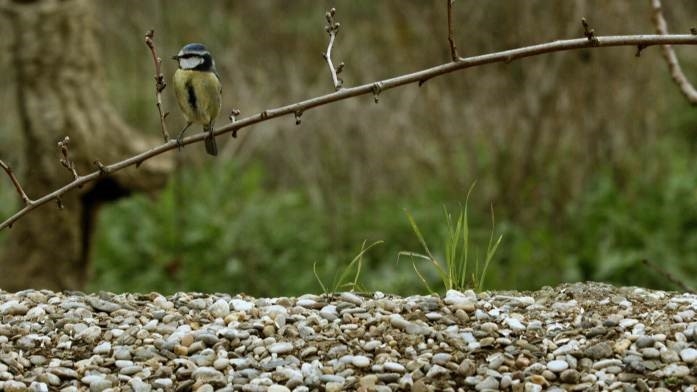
[313,260,328,295]
[405,209,435,260]
[336,240,383,292]
[412,262,436,295]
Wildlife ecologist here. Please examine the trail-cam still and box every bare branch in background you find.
[0,160,32,208]
[447,0,460,61]
[2,32,697,230]
[145,30,171,141]
[58,137,79,181]
[650,0,697,105]
[322,8,344,91]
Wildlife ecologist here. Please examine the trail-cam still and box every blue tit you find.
[172,43,222,156]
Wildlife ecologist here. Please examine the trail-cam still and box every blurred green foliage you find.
[89,127,697,296]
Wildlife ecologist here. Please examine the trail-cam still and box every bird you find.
[172,43,222,156]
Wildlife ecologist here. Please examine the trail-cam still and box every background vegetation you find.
[2,1,697,296]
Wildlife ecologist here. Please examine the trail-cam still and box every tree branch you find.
[58,137,79,181]
[322,8,344,90]
[2,33,697,230]
[650,0,697,105]
[447,0,459,61]
[0,160,31,207]
[145,30,171,141]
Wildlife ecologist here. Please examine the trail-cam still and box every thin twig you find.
[650,0,697,104]
[2,33,697,230]
[0,160,32,206]
[58,137,79,181]
[641,259,694,293]
[322,8,344,90]
[581,18,599,46]
[145,30,171,141]
[447,0,459,61]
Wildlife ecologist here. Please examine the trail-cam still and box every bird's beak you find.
[171,55,179,60]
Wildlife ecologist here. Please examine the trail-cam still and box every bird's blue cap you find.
[174,43,210,58]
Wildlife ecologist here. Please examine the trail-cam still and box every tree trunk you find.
[0,0,171,290]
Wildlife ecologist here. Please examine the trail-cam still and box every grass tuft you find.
[399,183,502,293]
[314,240,383,294]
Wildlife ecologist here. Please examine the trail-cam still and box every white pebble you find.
[383,361,405,373]
[208,299,230,318]
[547,360,569,372]
[92,341,112,355]
[505,317,526,331]
[680,348,697,363]
[268,386,291,392]
[351,355,371,367]
[231,299,254,312]
[268,342,293,354]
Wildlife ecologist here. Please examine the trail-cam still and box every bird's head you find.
[172,43,215,71]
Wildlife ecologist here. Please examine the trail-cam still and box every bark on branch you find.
[650,0,697,104]
[2,33,697,231]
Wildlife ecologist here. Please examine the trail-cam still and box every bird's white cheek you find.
[179,57,203,69]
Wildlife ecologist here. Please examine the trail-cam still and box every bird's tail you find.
[204,124,218,156]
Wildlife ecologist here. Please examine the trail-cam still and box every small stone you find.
[432,353,451,365]
[268,342,293,354]
[325,382,344,392]
[4,380,28,392]
[584,342,613,360]
[89,378,112,392]
[525,382,542,392]
[1,300,28,316]
[680,348,697,363]
[559,369,580,384]
[384,361,405,373]
[635,336,655,348]
[213,358,229,370]
[613,339,631,354]
[547,360,569,372]
[194,385,214,392]
[93,341,111,355]
[426,364,449,378]
[180,334,194,347]
[592,358,621,369]
[506,317,526,331]
[351,355,371,368]
[230,299,254,312]
[319,305,338,321]
[267,386,291,392]
[86,297,121,313]
[661,349,680,363]
[153,379,173,389]
[29,381,49,392]
[50,367,79,379]
[208,299,230,318]
[641,348,660,359]
[129,378,151,392]
[173,345,188,356]
[339,292,363,305]
[359,374,378,388]
[192,367,225,384]
[75,326,102,343]
[475,376,499,391]
[663,364,690,377]
[529,374,547,385]
[37,373,60,386]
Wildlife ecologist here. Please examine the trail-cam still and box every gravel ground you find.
[0,282,696,391]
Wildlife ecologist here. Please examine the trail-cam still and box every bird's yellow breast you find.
[173,69,222,126]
